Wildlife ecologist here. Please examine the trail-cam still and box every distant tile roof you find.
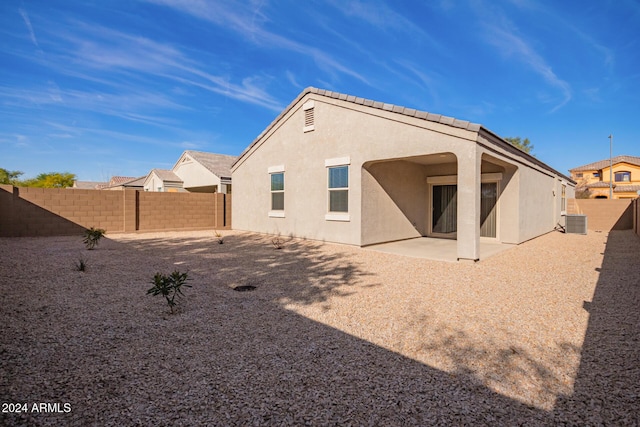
[150,169,182,182]
[586,181,612,188]
[109,176,138,186]
[570,155,640,172]
[72,181,107,189]
[614,184,640,193]
[184,151,237,178]
[122,176,145,186]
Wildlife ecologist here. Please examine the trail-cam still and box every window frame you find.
[268,165,285,217]
[614,171,631,182]
[325,157,350,221]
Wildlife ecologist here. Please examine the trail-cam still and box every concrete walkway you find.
[364,237,515,262]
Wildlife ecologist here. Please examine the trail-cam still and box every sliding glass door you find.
[429,182,498,239]
[480,182,498,238]
[431,184,457,237]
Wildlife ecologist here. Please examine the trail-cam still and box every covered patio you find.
[361,151,519,261]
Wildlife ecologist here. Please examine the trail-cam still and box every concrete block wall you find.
[569,198,633,231]
[0,185,231,237]
[137,192,222,231]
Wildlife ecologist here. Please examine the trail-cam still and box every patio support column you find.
[456,147,482,261]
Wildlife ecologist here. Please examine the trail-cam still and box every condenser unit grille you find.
[565,214,587,234]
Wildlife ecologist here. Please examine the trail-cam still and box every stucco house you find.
[172,150,236,194]
[142,151,237,193]
[231,87,575,261]
[143,169,183,192]
[569,155,640,199]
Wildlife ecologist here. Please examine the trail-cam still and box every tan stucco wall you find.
[361,160,435,245]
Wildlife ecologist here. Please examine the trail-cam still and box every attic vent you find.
[303,100,315,132]
[305,108,314,127]
[565,214,587,235]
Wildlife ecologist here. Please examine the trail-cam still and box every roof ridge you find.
[304,87,481,132]
[570,154,640,171]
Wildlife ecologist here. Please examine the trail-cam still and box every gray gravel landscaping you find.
[1,229,639,425]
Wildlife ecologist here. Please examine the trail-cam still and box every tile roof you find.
[184,151,237,178]
[122,176,145,186]
[308,88,482,132]
[586,181,613,188]
[151,169,182,182]
[108,176,138,186]
[232,87,574,183]
[614,184,640,193]
[72,180,107,189]
[570,155,640,172]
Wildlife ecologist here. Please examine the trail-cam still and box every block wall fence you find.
[567,198,634,232]
[0,185,231,237]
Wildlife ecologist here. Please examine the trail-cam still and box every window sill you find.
[269,211,285,218]
[325,213,350,222]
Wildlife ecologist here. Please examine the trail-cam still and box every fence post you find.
[123,189,137,232]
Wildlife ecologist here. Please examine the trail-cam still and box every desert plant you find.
[75,258,87,272]
[147,270,191,314]
[272,235,285,250]
[83,227,106,250]
[214,230,224,244]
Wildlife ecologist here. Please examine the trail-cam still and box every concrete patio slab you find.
[364,237,515,262]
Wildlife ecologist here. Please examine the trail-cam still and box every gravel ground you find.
[1,229,638,426]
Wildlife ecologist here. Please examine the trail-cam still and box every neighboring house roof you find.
[232,87,574,183]
[570,155,640,172]
[180,150,237,178]
[614,184,640,193]
[108,176,138,186]
[149,169,183,182]
[72,180,108,189]
[100,176,145,190]
[121,176,145,186]
[586,181,613,188]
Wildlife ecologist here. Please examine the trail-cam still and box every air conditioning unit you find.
[565,214,587,235]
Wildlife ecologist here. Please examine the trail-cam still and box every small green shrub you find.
[83,227,106,250]
[214,230,224,244]
[75,258,87,272]
[147,270,191,314]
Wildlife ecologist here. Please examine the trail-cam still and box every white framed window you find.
[325,157,350,221]
[270,173,284,211]
[268,165,285,217]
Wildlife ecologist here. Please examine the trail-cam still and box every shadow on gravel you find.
[553,230,640,425]
[1,230,638,425]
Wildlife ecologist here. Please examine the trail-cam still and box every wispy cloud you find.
[475,3,572,113]
[395,60,441,106]
[18,8,40,49]
[326,0,444,54]
[141,0,370,86]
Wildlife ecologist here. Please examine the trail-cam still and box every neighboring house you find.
[172,150,236,194]
[569,155,640,199]
[231,87,575,262]
[143,169,184,192]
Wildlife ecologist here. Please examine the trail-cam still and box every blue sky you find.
[1,0,639,182]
